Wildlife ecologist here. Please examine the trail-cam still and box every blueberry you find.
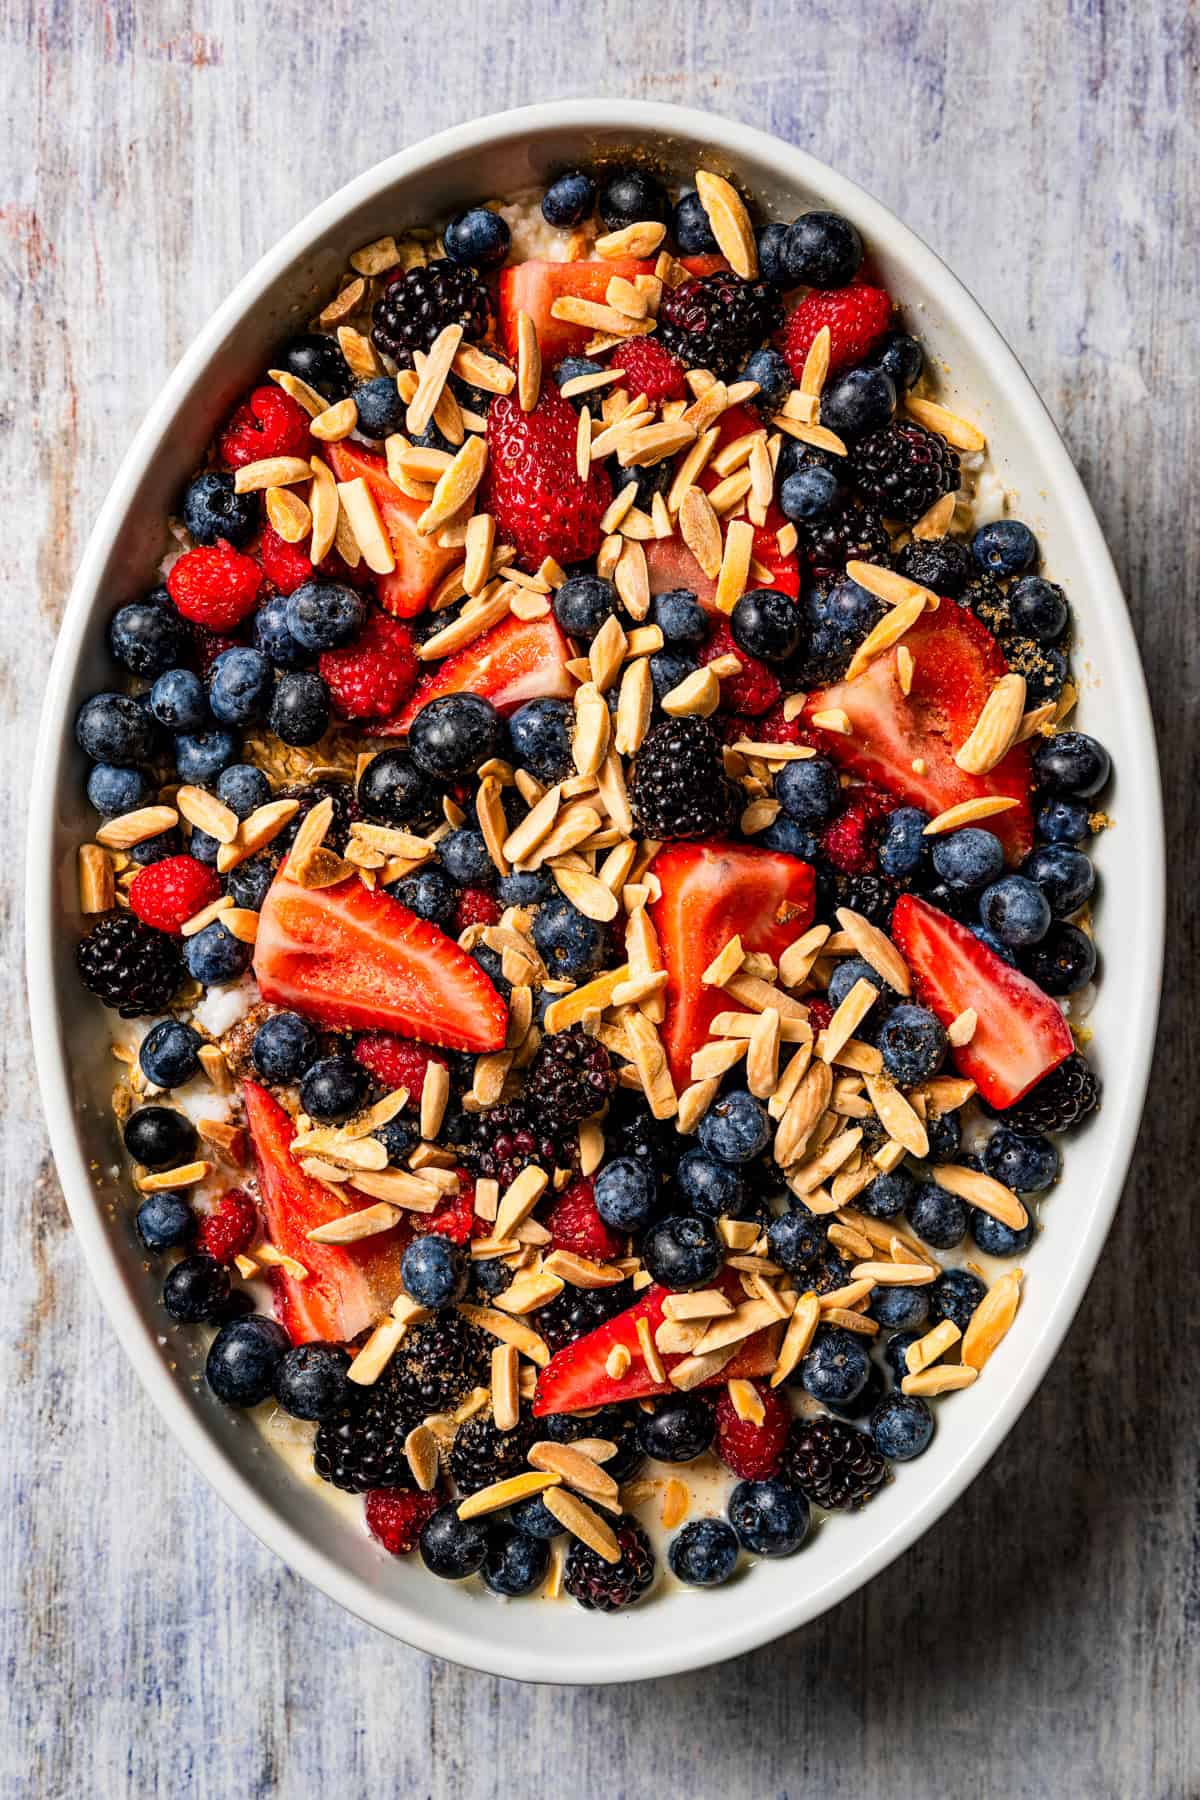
[508,697,574,783]
[800,1326,871,1407]
[226,856,276,911]
[276,331,352,400]
[931,827,1005,892]
[871,1393,934,1461]
[273,1342,352,1421]
[409,693,503,780]
[123,1104,196,1169]
[482,1526,550,1598]
[352,375,406,439]
[1009,575,1068,643]
[973,519,1038,577]
[697,1090,770,1165]
[393,867,457,929]
[731,588,802,664]
[108,594,188,676]
[215,763,270,821]
[801,576,883,673]
[139,1020,202,1089]
[672,186,719,253]
[883,1332,921,1385]
[780,464,841,523]
[182,470,257,548]
[135,1191,195,1252]
[826,1359,886,1421]
[205,1314,289,1406]
[971,1208,1036,1256]
[251,1011,318,1083]
[740,346,790,411]
[761,818,819,858]
[970,922,1018,967]
[983,1125,1060,1192]
[419,1504,489,1579]
[531,895,609,980]
[905,1181,967,1249]
[1037,795,1091,845]
[642,1214,723,1292]
[638,1392,715,1463]
[1021,843,1094,919]
[1032,731,1111,799]
[498,869,552,906]
[162,1253,231,1324]
[828,957,887,1009]
[175,728,240,783]
[756,221,791,285]
[87,763,152,817]
[1022,921,1096,994]
[553,572,617,642]
[784,210,863,287]
[75,693,159,766]
[375,1116,418,1166]
[472,944,511,998]
[594,1156,656,1232]
[876,1004,950,1082]
[509,1493,565,1539]
[356,749,439,829]
[728,1478,810,1556]
[820,367,896,438]
[868,1283,930,1332]
[859,1165,916,1221]
[209,646,273,727]
[253,593,310,670]
[436,826,492,888]
[668,1517,740,1587]
[542,169,596,228]
[925,1110,962,1161]
[866,330,924,391]
[1007,639,1067,707]
[878,807,930,877]
[979,874,1052,948]
[149,667,209,732]
[401,1233,467,1309]
[651,587,706,647]
[676,1146,746,1219]
[598,167,667,231]
[775,755,841,825]
[269,671,330,747]
[929,1267,987,1332]
[300,1056,366,1124]
[186,827,218,868]
[767,1208,826,1275]
[185,920,253,987]
[444,206,510,270]
[285,579,365,653]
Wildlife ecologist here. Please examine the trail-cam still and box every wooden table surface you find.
[4,3,1195,1795]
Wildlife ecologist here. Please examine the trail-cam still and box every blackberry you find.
[391,1308,490,1412]
[628,716,736,840]
[563,1514,656,1612]
[313,1363,424,1493]
[371,258,491,368]
[832,871,902,930]
[538,1281,633,1353]
[962,574,1014,640]
[895,535,974,598]
[466,1100,569,1192]
[522,1023,616,1130]
[993,1052,1099,1133]
[780,1414,889,1510]
[848,420,959,524]
[657,271,782,379]
[277,776,358,854]
[798,499,892,587]
[76,914,184,1017]
[448,1411,534,1495]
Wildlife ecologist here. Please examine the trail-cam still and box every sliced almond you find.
[416,433,488,537]
[954,673,1028,775]
[962,1270,1023,1369]
[904,1318,962,1376]
[457,1470,561,1521]
[905,395,987,452]
[864,1074,930,1158]
[614,657,653,755]
[516,309,541,411]
[821,978,880,1063]
[902,1364,980,1397]
[265,484,313,542]
[661,666,720,718]
[834,908,911,995]
[529,1441,619,1506]
[713,518,754,615]
[457,1303,550,1367]
[406,322,463,437]
[773,1059,833,1166]
[573,681,611,777]
[746,1007,781,1099]
[947,1008,978,1047]
[932,1163,1028,1230]
[922,795,1022,836]
[543,1487,621,1562]
[232,454,313,494]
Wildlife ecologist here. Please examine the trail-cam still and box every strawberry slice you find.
[532,1270,780,1415]
[499,254,726,363]
[650,840,815,1091]
[254,863,507,1052]
[324,440,460,619]
[802,602,1034,861]
[891,894,1074,1107]
[372,610,574,736]
[243,1080,407,1344]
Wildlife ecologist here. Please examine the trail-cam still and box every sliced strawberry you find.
[650,840,815,1091]
[499,255,726,363]
[372,610,574,736]
[243,1080,407,1344]
[802,603,1034,861]
[254,864,507,1052]
[891,895,1074,1108]
[533,1270,780,1415]
[324,440,459,619]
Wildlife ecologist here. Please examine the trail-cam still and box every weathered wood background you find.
[3,3,1196,1795]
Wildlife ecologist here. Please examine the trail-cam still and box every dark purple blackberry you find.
[992,1052,1099,1133]
[277,776,358,854]
[523,1024,616,1130]
[371,258,491,368]
[539,1402,644,1482]
[848,420,960,524]
[563,1514,656,1612]
[781,1414,889,1510]
[76,914,184,1017]
[448,1411,534,1495]
[798,498,892,587]
[657,271,782,379]
[391,1309,490,1412]
[832,871,902,930]
[628,716,736,840]
[961,574,1014,640]
[313,1362,425,1493]
[466,1100,569,1192]
[537,1281,633,1353]
[895,535,974,598]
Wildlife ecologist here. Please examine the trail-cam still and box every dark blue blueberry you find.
[776,755,841,825]
[268,671,330,746]
[884,1331,921,1385]
[768,1207,827,1275]
[828,957,887,1009]
[866,330,924,391]
[444,206,510,270]
[277,332,353,400]
[801,577,883,672]
[253,593,311,669]
[697,1090,770,1165]
[869,1283,930,1332]
[135,1190,195,1252]
[983,1125,1060,1192]
[182,470,257,548]
[760,818,819,858]
[826,1359,886,1421]
[482,1526,550,1598]
[800,1327,872,1408]
[924,1110,962,1161]
[531,895,610,980]
[929,1267,986,1331]
[285,579,365,653]
[1032,731,1111,799]
[498,869,552,906]
[780,464,841,522]
[649,650,697,701]
[740,346,790,411]
[677,1148,747,1219]
[669,1517,740,1587]
[1022,921,1096,995]
[931,827,1005,892]
[401,1233,467,1309]
[728,1478,810,1556]
[75,693,159,766]
[508,697,574,782]
[472,944,511,998]
[905,1181,967,1249]
[553,572,618,642]
[870,1393,934,1461]
[970,922,1019,967]
[139,1020,202,1089]
[409,693,503,780]
[205,1314,289,1406]
[1008,638,1067,706]
[672,187,719,253]
[226,855,276,911]
[123,1104,196,1169]
[820,367,896,438]
[594,1156,656,1232]
[209,646,273,726]
[979,874,1051,947]
[175,727,240,782]
[216,763,270,820]
[352,376,406,439]
[300,1056,367,1124]
[859,1165,917,1222]
[419,1504,490,1579]
[438,826,493,887]
[878,807,930,877]
[149,667,209,732]
[972,518,1038,577]
[638,1393,715,1463]
[642,1214,723,1292]
[375,1116,417,1165]
[542,169,596,228]
[1036,794,1091,845]
[162,1253,231,1324]
[184,920,253,986]
[273,1342,352,1421]
[108,594,188,677]
[129,827,187,868]
[1010,576,1068,643]
[356,749,439,830]
[783,211,863,287]
[87,763,152,817]
[756,221,791,286]
[393,867,457,929]
[598,167,668,231]
[971,1207,1035,1257]
[731,588,802,663]
[251,1010,319,1083]
[187,828,221,867]
[652,587,707,646]
[509,1494,565,1540]
[1021,843,1094,918]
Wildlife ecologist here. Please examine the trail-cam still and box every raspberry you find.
[545,1178,624,1262]
[483,389,612,571]
[609,337,687,404]
[167,542,263,630]
[699,620,780,718]
[189,624,244,677]
[218,385,311,468]
[781,284,893,379]
[352,1032,446,1101]
[128,855,221,933]
[319,611,418,721]
[258,524,375,597]
[364,1485,444,1556]
[197,1188,259,1263]
[713,1380,790,1479]
[807,998,834,1032]
[453,887,501,932]
[409,1179,479,1246]
[819,786,892,876]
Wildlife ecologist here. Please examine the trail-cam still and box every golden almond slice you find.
[905,395,987,451]
[904,1318,962,1375]
[265,484,313,541]
[457,1304,551,1367]
[542,1488,621,1562]
[457,1471,562,1521]
[232,455,313,494]
[864,1074,930,1159]
[834,907,912,995]
[417,433,488,537]
[962,1270,1023,1369]
[901,1364,980,1397]
[931,1163,1028,1230]
[954,673,1029,775]
[594,220,668,259]
[406,322,463,437]
[529,1441,620,1505]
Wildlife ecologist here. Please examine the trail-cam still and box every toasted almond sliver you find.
[543,1488,621,1561]
[962,1270,1023,1369]
[845,593,928,683]
[954,673,1029,775]
[835,907,911,996]
[265,484,313,542]
[669,1343,741,1391]
[419,1060,450,1141]
[821,978,880,1064]
[694,169,757,278]
[902,1364,980,1397]
[922,795,1022,836]
[661,666,720,718]
[305,1202,400,1244]
[677,484,724,579]
[799,324,832,398]
[529,1441,619,1505]
[947,1007,978,1047]
[905,395,987,452]
[417,433,488,537]
[773,1059,833,1166]
[573,682,611,778]
[912,491,958,540]
[746,1007,781,1100]
[406,322,463,437]
[96,805,179,851]
[863,1073,929,1159]
[232,454,313,494]
[932,1163,1028,1230]
[905,1318,962,1376]
[457,1471,561,1521]
[713,517,755,615]
[614,657,653,756]
[770,1290,820,1387]
[771,415,847,456]
[269,368,326,416]
[457,1304,550,1367]
[78,843,115,913]
[594,220,668,259]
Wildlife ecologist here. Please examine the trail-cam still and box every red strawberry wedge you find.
[373,610,574,736]
[498,255,727,363]
[243,1080,408,1344]
[892,894,1074,1107]
[324,440,460,618]
[533,1271,781,1415]
[254,864,507,1052]
[802,603,1035,862]
[650,841,815,1091]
